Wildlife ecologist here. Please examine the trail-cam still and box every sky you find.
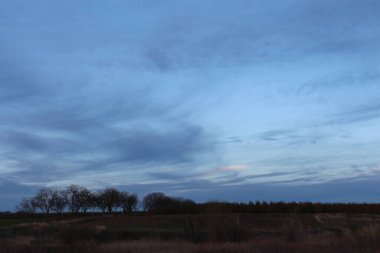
[0,0,380,210]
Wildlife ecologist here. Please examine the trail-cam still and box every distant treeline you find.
[15,185,380,215]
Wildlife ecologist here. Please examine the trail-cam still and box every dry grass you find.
[2,238,379,253]
[2,213,380,253]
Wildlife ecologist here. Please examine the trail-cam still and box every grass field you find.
[1,213,380,252]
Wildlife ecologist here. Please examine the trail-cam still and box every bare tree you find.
[51,190,66,213]
[81,192,96,213]
[94,190,108,213]
[142,192,195,214]
[142,192,171,212]
[120,192,138,215]
[97,187,121,213]
[34,187,54,214]
[62,184,91,213]
[17,197,38,213]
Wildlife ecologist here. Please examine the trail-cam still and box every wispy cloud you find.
[219,164,247,172]
[328,103,380,125]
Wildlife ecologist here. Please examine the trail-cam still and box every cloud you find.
[0,123,215,182]
[107,123,213,164]
[0,57,44,104]
[185,175,380,203]
[0,52,217,187]
[0,180,39,211]
[258,129,296,141]
[113,172,380,204]
[290,72,380,97]
[328,103,380,125]
[257,128,328,146]
[0,0,380,210]
[219,164,247,172]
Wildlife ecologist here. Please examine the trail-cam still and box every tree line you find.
[16,185,197,215]
[17,185,139,215]
[16,185,380,215]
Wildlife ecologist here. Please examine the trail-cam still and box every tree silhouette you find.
[34,187,54,214]
[63,184,91,213]
[120,192,138,215]
[17,197,38,213]
[97,187,121,213]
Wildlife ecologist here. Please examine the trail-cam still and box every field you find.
[1,213,380,253]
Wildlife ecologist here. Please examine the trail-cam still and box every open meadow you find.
[1,212,380,253]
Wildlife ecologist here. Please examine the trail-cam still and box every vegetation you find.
[16,185,139,215]
[14,184,380,215]
[3,185,380,252]
[2,212,380,252]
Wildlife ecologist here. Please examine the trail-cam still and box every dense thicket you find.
[15,185,380,215]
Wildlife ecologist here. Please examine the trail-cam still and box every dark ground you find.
[1,213,380,252]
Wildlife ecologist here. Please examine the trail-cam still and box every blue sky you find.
[1,0,380,210]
